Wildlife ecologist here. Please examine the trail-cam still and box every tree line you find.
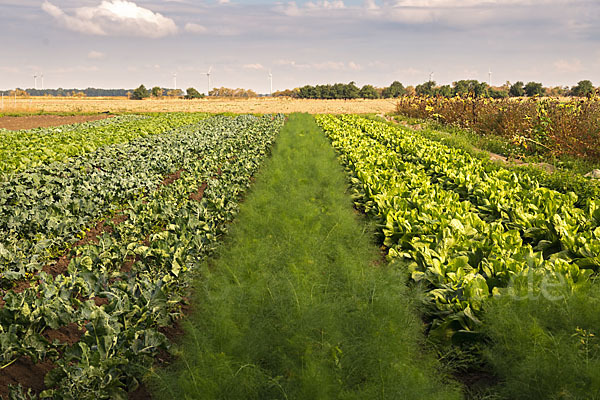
[0,88,131,97]
[273,81,406,99]
[414,79,596,98]
[273,80,597,99]
[3,80,597,100]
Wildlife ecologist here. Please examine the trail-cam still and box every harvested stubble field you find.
[1,96,397,114]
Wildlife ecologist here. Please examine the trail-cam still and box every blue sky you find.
[1,0,599,93]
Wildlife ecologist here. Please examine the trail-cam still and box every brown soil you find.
[0,357,55,399]
[93,296,109,307]
[129,384,152,400]
[454,369,500,395]
[161,169,184,186]
[44,322,86,346]
[43,214,128,277]
[121,255,139,273]
[0,114,114,131]
[158,319,186,344]
[11,280,32,293]
[190,182,208,202]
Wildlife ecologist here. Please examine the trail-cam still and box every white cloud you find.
[364,0,379,10]
[348,61,362,71]
[42,0,178,38]
[0,66,20,73]
[275,60,363,71]
[305,1,345,10]
[184,22,207,33]
[243,63,265,70]
[553,58,583,73]
[389,0,558,7]
[275,59,298,66]
[277,0,345,16]
[87,50,106,60]
[53,66,100,73]
[279,2,302,16]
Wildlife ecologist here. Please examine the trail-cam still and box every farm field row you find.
[0,114,284,398]
[3,111,599,399]
[316,114,600,398]
[0,113,208,174]
[151,113,461,399]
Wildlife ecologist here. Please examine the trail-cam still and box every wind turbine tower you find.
[205,66,212,95]
[40,73,44,90]
[488,68,492,86]
[173,73,177,91]
[33,74,37,90]
[429,71,434,82]
[268,70,273,96]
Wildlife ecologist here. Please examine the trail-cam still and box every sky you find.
[0,0,599,93]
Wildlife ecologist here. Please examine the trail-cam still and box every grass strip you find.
[149,113,461,399]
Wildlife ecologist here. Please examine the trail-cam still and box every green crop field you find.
[1,112,599,399]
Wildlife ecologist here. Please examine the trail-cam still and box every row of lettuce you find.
[0,113,210,175]
[0,114,285,399]
[316,114,600,398]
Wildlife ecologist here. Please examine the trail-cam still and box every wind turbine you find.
[429,71,434,82]
[173,73,177,91]
[268,70,273,96]
[40,73,44,90]
[33,74,38,90]
[205,66,212,95]
[488,68,492,86]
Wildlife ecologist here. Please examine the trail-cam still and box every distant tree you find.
[273,88,298,97]
[453,80,471,97]
[166,89,183,98]
[151,86,164,98]
[343,82,360,99]
[509,81,525,97]
[184,87,203,99]
[208,87,257,98]
[570,80,594,97]
[547,86,569,97]
[415,81,436,96]
[452,80,489,98]
[131,84,150,100]
[359,85,379,99]
[382,81,406,98]
[241,88,257,98]
[405,86,416,96]
[10,89,29,98]
[436,85,453,97]
[524,82,544,97]
[488,87,509,99]
[319,85,333,99]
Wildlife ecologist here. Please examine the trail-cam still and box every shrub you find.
[131,84,149,100]
[524,81,544,97]
[395,96,600,161]
[184,87,204,99]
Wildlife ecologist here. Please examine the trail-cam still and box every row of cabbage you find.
[0,114,213,286]
[0,113,208,174]
[316,114,596,341]
[0,115,284,399]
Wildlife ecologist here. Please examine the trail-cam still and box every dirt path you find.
[0,114,113,130]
